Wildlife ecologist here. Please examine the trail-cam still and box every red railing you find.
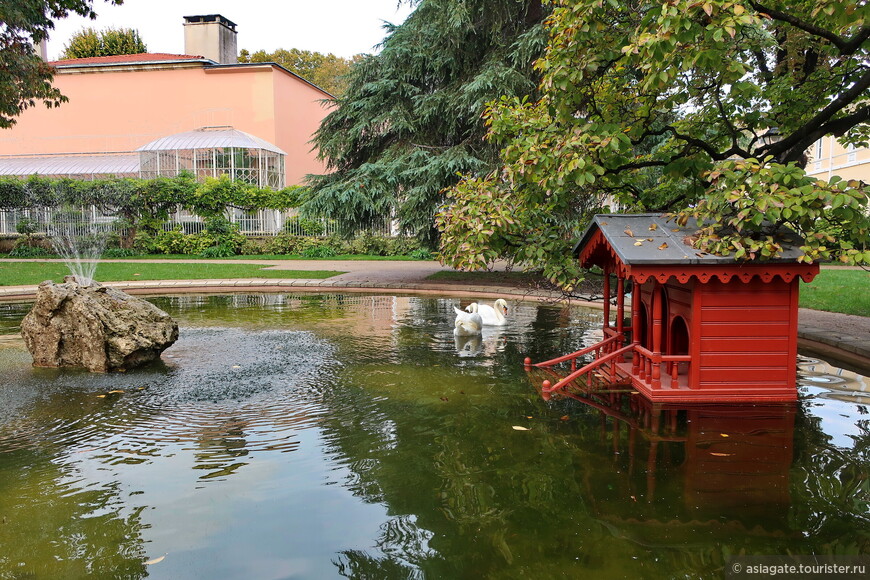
[526,330,693,394]
[541,343,636,394]
[528,333,625,372]
[631,345,691,388]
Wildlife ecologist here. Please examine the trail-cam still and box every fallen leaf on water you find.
[658,242,669,250]
[624,228,634,237]
[560,415,570,421]
[630,495,637,501]
[107,390,125,394]
[720,433,730,438]
[710,452,734,457]
[231,365,241,369]
[96,394,106,398]
[649,223,658,231]
[512,426,530,431]
[145,556,165,565]
[526,416,533,419]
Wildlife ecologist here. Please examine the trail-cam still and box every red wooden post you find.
[631,283,641,375]
[602,266,611,329]
[616,275,625,362]
[651,283,662,389]
[616,275,625,337]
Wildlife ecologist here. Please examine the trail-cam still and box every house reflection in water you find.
[554,389,796,542]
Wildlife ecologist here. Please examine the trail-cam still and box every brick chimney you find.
[183,14,238,64]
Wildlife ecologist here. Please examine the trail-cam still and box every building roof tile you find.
[50,53,207,66]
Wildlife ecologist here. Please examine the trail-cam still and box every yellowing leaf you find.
[107,390,125,394]
[624,228,634,237]
[512,426,530,431]
[634,241,643,246]
[658,242,668,250]
[96,394,106,398]
[720,433,730,438]
[710,452,734,457]
[648,223,658,231]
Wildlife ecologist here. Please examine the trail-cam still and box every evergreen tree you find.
[304,0,547,246]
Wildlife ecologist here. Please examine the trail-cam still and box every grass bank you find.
[800,268,869,317]
[0,262,341,286]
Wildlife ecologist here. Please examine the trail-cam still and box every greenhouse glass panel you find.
[158,151,177,177]
[139,151,158,180]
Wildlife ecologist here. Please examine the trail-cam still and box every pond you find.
[0,293,867,579]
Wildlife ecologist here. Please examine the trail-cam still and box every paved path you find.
[1,258,867,369]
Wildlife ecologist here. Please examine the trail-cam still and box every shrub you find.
[199,243,237,258]
[102,247,138,258]
[15,217,38,236]
[8,241,52,257]
[239,238,268,255]
[301,244,337,258]
[409,248,433,260]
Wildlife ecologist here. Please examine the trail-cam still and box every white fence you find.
[0,206,395,238]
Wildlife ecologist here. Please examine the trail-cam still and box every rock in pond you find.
[21,277,179,372]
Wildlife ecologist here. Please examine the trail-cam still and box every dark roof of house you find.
[573,213,808,265]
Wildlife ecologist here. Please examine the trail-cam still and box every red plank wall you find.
[695,277,799,392]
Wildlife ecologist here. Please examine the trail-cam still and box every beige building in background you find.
[806,136,870,184]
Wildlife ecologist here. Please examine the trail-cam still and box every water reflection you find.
[553,391,796,540]
[0,294,866,578]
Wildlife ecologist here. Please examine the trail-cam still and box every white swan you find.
[454,303,483,336]
[470,299,509,326]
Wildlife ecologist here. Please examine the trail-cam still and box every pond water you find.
[0,293,867,579]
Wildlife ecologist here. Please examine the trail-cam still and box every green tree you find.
[304,0,548,247]
[60,26,146,59]
[238,48,359,96]
[0,1,121,129]
[438,0,870,290]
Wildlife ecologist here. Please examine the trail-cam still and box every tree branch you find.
[750,1,870,55]
[761,67,870,161]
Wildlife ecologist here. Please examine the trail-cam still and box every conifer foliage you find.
[304,0,547,245]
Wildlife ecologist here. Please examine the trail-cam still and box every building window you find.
[847,144,857,163]
[814,138,823,170]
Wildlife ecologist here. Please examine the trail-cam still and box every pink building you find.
[0,15,330,188]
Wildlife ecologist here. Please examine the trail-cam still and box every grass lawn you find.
[800,268,870,317]
[0,262,342,286]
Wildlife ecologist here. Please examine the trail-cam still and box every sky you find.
[46,0,415,60]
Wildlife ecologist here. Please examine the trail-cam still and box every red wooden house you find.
[529,214,819,403]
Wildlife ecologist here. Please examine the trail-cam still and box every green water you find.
[0,294,867,579]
